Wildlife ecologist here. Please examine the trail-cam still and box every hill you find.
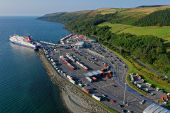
[39,5,170,25]
[137,5,168,8]
[134,9,170,26]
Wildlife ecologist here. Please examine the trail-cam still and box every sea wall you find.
[38,50,111,113]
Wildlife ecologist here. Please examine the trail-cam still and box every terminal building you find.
[143,103,170,113]
[74,41,92,49]
[75,41,85,48]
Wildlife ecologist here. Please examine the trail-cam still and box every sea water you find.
[0,17,70,113]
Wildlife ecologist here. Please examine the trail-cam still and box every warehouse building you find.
[143,103,170,113]
[74,41,85,48]
[74,41,91,48]
[84,70,102,77]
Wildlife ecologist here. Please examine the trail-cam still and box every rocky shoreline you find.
[38,50,112,113]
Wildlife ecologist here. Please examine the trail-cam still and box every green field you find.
[99,22,170,41]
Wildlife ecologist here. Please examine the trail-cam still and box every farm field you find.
[99,22,170,42]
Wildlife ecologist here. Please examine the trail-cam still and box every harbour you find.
[1,16,169,113]
[39,33,170,113]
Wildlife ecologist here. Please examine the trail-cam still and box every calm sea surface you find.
[0,17,70,113]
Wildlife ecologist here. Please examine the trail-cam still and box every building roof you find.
[75,41,85,46]
[84,70,102,77]
[143,103,170,113]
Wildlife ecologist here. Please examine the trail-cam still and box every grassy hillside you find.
[99,22,170,42]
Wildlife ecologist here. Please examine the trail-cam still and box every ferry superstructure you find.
[9,35,37,49]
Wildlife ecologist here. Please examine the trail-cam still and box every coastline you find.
[38,50,112,113]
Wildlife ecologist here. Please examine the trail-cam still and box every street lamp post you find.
[123,83,127,105]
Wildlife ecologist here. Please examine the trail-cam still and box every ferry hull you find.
[10,41,36,49]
